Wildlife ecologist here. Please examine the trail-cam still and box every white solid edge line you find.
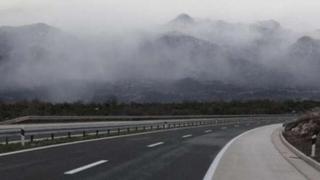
[147,142,164,148]
[64,160,108,175]
[182,134,192,138]
[202,125,273,180]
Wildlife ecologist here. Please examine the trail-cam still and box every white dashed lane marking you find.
[64,160,108,175]
[147,142,164,148]
[182,134,192,138]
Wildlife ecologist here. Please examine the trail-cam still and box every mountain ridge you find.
[1,15,320,102]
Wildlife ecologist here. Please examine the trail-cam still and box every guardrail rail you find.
[0,115,295,146]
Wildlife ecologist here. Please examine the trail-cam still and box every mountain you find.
[168,13,195,27]
[0,23,64,65]
[89,78,320,103]
[253,20,281,34]
[291,36,320,58]
[0,23,89,91]
[1,15,320,102]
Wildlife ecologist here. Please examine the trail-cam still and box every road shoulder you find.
[206,124,308,180]
[272,127,320,180]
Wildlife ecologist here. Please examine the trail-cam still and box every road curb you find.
[279,128,320,171]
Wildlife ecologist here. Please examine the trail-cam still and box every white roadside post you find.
[20,128,25,146]
[311,133,317,157]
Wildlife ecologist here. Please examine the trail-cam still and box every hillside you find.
[1,15,320,102]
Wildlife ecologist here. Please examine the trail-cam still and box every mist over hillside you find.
[1,14,320,102]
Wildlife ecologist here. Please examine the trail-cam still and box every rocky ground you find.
[284,108,320,161]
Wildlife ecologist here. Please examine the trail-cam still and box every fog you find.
[2,0,320,33]
[1,1,320,102]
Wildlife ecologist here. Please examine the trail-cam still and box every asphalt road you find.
[0,121,274,180]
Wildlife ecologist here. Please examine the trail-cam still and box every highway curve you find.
[0,121,275,180]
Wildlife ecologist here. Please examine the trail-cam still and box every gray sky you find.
[0,0,320,33]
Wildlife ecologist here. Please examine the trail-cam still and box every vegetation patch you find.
[1,100,319,122]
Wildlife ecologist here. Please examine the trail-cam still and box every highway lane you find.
[0,118,223,143]
[0,116,293,144]
[0,121,273,180]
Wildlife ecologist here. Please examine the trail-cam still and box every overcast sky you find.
[0,0,320,33]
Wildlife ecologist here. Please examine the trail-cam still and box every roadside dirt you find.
[284,108,320,162]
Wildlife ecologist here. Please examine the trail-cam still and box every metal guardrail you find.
[0,114,294,124]
[0,115,294,145]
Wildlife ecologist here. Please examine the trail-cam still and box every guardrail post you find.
[136,127,138,131]
[157,125,160,130]
[143,126,146,131]
[311,133,318,157]
[107,129,110,135]
[68,132,71,138]
[5,136,9,145]
[83,131,86,137]
[20,128,25,146]
[127,128,130,133]
[96,130,99,136]
[150,126,153,130]
[51,133,54,140]
[30,135,34,143]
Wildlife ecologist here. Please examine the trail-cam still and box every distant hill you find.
[1,15,320,102]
